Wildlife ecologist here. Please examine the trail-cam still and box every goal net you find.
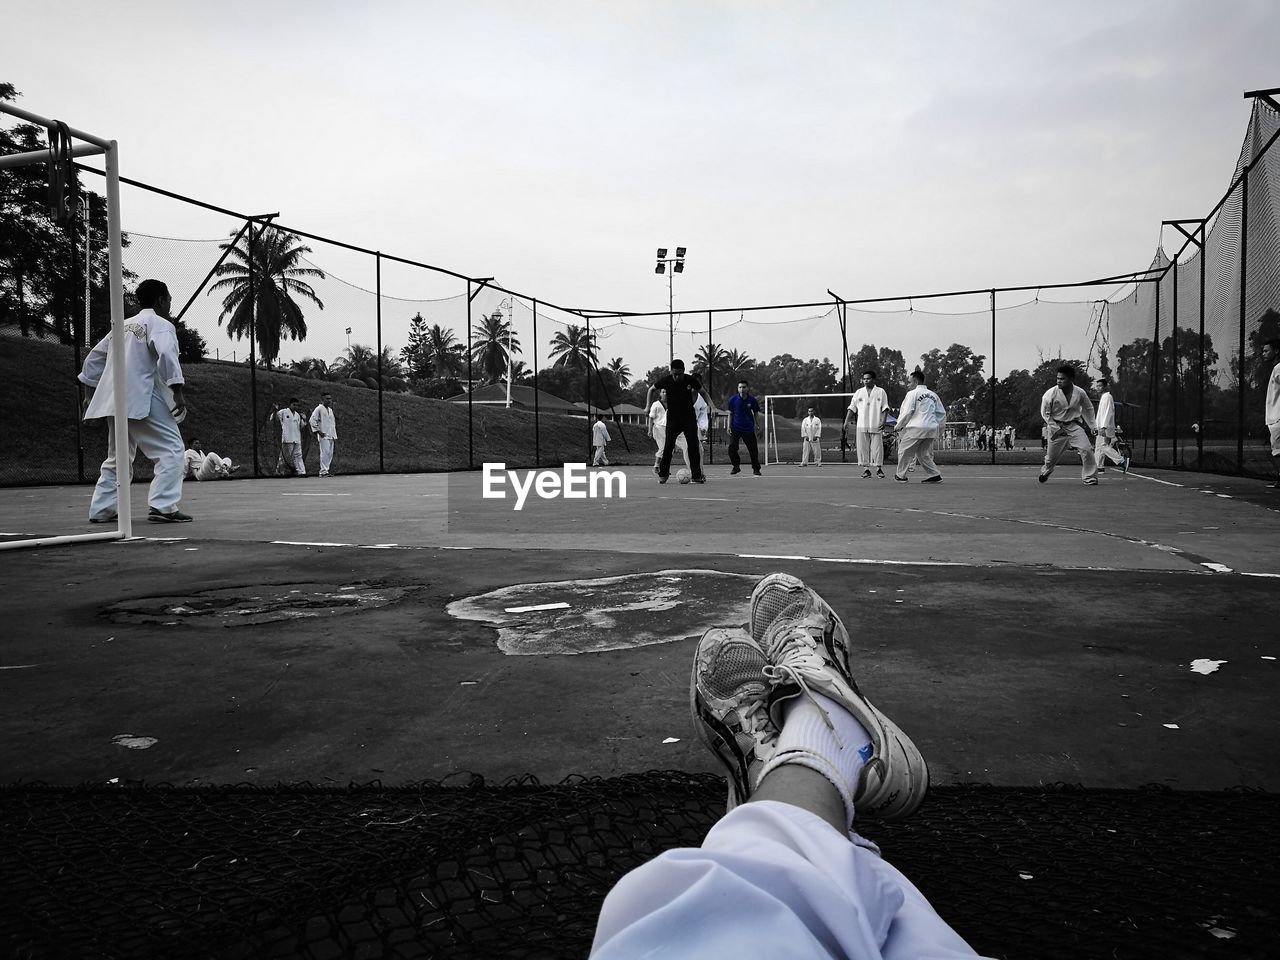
[761,392,860,465]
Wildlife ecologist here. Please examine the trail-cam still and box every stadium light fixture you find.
[654,245,687,364]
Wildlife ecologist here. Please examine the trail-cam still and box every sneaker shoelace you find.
[762,631,844,747]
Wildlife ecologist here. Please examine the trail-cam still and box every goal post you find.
[0,102,130,550]
[761,392,861,465]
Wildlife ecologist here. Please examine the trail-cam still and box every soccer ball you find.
[676,468,692,484]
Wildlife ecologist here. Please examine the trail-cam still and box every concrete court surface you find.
[1,462,1277,793]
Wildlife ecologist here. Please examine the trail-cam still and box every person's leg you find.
[1067,423,1097,482]
[800,438,810,465]
[319,437,333,475]
[856,431,871,473]
[743,432,761,472]
[814,437,821,465]
[728,430,742,471]
[1041,428,1068,479]
[196,453,220,482]
[684,422,704,479]
[676,432,692,470]
[915,438,941,479]
[651,425,665,474]
[869,432,884,475]
[291,442,307,476]
[893,438,917,480]
[89,419,132,521]
[132,392,186,515]
[659,423,680,479]
[1269,425,1280,486]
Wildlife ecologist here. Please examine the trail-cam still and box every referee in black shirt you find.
[645,359,712,483]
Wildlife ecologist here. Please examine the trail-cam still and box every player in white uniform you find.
[893,369,946,483]
[277,399,307,477]
[1264,339,1280,488]
[842,370,890,478]
[591,415,611,466]
[308,392,338,477]
[1092,378,1127,473]
[800,406,823,466]
[1038,366,1098,485]
[79,279,192,523]
[183,438,240,480]
[590,573,977,959]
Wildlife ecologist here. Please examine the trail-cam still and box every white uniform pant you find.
[895,437,940,478]
[856,430,883,467]
[280,442,306,476]
[89,389,185,520]
[801,438,822,465]
[1042,422,1097,480]
[590,801,979,960]
[195,452,234,481]
[318,437,335,475]
[1095,431,1124,466]
[652,426,691,470]
[592,444,609,466]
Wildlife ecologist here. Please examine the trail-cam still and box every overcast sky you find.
[4,0,1277,379]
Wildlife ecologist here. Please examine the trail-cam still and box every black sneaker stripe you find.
[696,697,751,796]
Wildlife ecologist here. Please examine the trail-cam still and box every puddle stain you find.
[103,583,407,628]
[447,569,755,656]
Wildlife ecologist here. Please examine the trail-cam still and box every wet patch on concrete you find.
[103,582,407,627]
[446,569,756,655]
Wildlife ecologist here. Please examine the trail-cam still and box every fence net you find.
[3,98,1279,485]
[2,775,1276,960]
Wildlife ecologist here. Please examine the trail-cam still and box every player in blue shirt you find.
[726,379,763,476]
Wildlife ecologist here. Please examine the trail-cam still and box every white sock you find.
[758,692,874,826]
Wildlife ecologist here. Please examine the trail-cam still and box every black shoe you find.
[1037,473,1049,484]
[876,469,885,478]
[921,475,943,484]
[88,515,117,524]
[862,469,872,478]
[752,469,762,476]
[148,507,193,523]
[658,475,669,484]
[693,475,707,484]
[730,466,741,475]
[894,475,908,482]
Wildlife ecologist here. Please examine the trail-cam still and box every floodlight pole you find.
[655,247,686,364]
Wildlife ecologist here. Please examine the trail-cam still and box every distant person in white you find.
[184,438,239,480]
[79,279,192,523]
[1038,365,1098,485]
[842,370,890,478]
[648,389,692,474]
[277,398,307,477]
[1264,338,1280,489]
[893,368,946,483]
[800,406,822,466]
[309,392,338,477]
[1093,377,1127,473]
[592,414,612,466]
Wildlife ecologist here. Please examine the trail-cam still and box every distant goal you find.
[761,392,860,465]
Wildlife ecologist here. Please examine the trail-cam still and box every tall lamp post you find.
[654,246,686,364]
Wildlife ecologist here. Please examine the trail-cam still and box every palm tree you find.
[548,323,599,370]
[287,356,330,380]
[208,226,325,367]
[606,357,631,387]
[725,348,754,377]
[331,344,407,390]
[693,342,732,390]
[427,323,464,378]
[470,310,522,384]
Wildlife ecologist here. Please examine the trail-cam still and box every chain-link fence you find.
[4,96,1278,486]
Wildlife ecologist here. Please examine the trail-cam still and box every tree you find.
[470,310,521,384]
[725,348,755,379]
[692,342,732,394]
[606,357,631,387]
[919,343,985,420]
[400,312,432,381]
[547,323,598,370]
[331,343,407,391]
[287,357,331,380]
[207,225,325,367]
[426,323,464,378]
[1,82,130,344]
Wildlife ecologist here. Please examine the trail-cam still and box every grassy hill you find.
[1,335,656,485]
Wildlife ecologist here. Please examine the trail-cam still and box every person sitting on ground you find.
[590,572,978,959]
[183,438,241,481]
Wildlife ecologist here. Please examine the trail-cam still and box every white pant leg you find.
[894,437,940,479]
[856,431,871,466]
[590,801,978,960]
[867,431,884,467]
[282,442,305,476]
[675,433,691,470]
[1042,423,1096,479]
[802,438,821,465]
[197,452,233,481]
[1096,434,1123,465]
[131,390,186,513]
[318,437,335,474]
[593,444,608,466]
[652,426,665,468]
[89,423,138,520]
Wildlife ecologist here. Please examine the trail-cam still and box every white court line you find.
[739,553,810,561]
[1201,562,1234,573]
[280,492,353,496]
[270,540,353,547]
[1125,472,1184,487]
[505,602,571,613]
[1241,571,1280,579]
[739,553,964,567]
[683,497,736,502]
[0,664,40,670]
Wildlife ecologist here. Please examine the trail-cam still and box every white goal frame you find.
[0,102,130,550]
[761,392,860,465]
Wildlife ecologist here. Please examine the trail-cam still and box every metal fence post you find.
[248,223,259,477]
[376,251,384,473]
[533,300,540,466]
[1237,168,1249,474]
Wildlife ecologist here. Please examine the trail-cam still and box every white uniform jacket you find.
[277,408,304,444]
[309,403,338,439]
[1266,360,1280,427]
[801,415,823,440]
[896,387,946,440]
[79,308,184,420]
[848,386,889,432]
[592,420,611,446]
[1096,391,1116,434]
[1040,384,1097,433]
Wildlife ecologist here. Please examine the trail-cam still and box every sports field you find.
[2,463,1279,957]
